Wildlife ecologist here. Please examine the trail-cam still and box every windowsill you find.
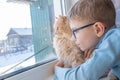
[0,57,57,80]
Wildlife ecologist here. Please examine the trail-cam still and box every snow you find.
[0,48,35,75]
[9,28,32,35]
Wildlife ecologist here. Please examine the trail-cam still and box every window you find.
[0,0,62,76]
[112,0,120,26]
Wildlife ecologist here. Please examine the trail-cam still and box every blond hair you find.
[67,0,116,29]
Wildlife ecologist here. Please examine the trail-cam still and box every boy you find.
[54,0,120,80]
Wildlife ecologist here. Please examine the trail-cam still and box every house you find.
[6,28,33,53]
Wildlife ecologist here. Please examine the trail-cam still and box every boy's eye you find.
[74,30,79,33]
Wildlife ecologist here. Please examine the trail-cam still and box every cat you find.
[45,15,85,80]
[52,15,118,80]
[53,15,84,68]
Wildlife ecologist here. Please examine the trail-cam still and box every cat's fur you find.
[53,15,84,68]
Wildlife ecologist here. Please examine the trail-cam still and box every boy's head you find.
[67,0,116,51]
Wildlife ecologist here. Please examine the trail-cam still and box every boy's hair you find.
[67,0,116,29]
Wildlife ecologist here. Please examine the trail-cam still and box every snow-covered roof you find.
[7,28,32,36]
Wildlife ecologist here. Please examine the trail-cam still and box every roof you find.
[7,28,32,36]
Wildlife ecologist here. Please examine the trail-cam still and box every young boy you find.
[54,0,120,80]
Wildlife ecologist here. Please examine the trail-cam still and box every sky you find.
[0,0,62,40]
[0,1,32,40]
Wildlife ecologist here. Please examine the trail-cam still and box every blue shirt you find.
[54,26,120,80]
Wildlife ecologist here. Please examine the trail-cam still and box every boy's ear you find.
[93,22,105,37]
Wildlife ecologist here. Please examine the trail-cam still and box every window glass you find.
[0,0,62,75]
[112,0,120,26]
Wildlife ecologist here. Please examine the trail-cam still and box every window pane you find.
[112,0,120,26]
[0,0,61,76]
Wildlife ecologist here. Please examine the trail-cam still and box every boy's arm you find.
[54,43,120,80]
[54,53,113,80]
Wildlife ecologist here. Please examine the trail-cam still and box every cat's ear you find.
[63,16,67,19]
[56,15,62,20]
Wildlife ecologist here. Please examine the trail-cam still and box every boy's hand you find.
[53,60,64,73]
[55,60,64,67]
[84,48,95,60]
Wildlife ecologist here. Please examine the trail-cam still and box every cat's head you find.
[54,15,72,38]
